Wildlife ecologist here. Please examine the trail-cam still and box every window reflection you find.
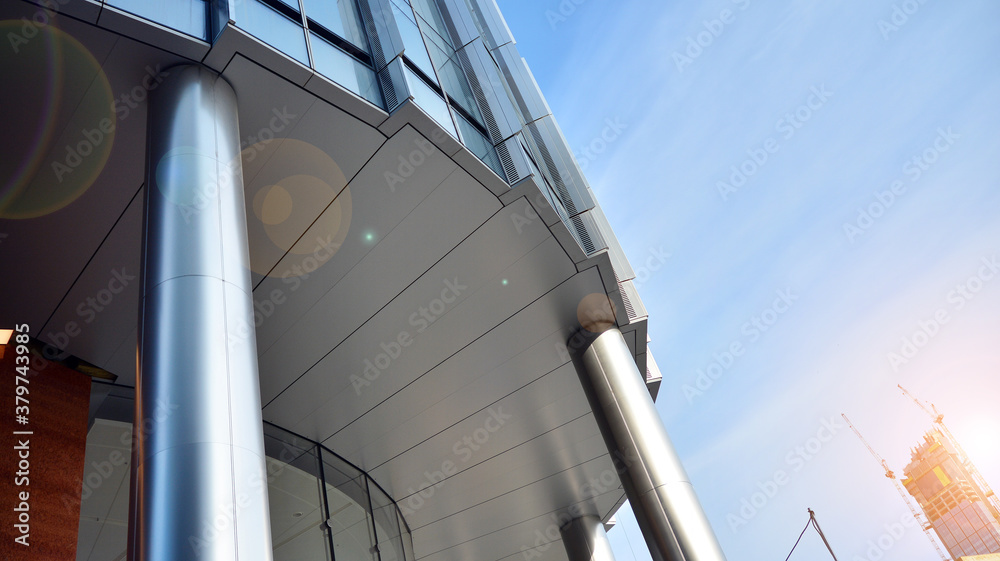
[303,0,369,52]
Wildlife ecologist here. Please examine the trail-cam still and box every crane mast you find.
[841,414,949,561]
[897,385,1000,520]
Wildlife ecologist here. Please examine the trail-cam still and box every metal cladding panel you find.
[254,134,474,401]
[456,38,524,145]
[618,279,648,322]
[577,329,728,561]
[496,133,537,185]
[492,42,551,123]
[322,269,603,468]
[561,515,617,561]
[414,490,623,561]
[437,0,481,47]
[267,227,575,444]
[378,55,413,113]
[567,210,607,257]
[466,0,514,49]
[395,423,610,527]
[523,115,595,218]
[589,205,636,282]
[358,0,406,70]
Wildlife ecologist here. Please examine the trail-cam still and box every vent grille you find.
[457,47,503,144]
[496,141,518,183]
[378,66,399,111]
[570,215,595,254]
[619,283,637,321]
[527,123,577,215]
[358,0,387,70]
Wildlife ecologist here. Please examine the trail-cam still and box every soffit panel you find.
[41,188,143,380]
[256,156,494,406]
[324,268,605,469]
[399,419,610,529]
[414,455,621,549]
[252,125,461,377]
[0,16,177,331]
[413,489,623,561]
[367,361,588,497]
[262,199,571,442]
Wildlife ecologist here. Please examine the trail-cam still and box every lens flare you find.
[0,20,114,219]
[243,139,351,277]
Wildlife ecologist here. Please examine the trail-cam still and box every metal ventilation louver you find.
[570,214,596,254]
[495,141,519,183]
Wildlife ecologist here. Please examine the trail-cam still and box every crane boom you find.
[842,414,949,561]
[897,385,1000,520]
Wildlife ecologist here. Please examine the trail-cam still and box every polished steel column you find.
[130,65,273,561]
[571,328,727,561]
[561,515,618,561]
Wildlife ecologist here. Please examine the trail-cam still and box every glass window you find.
[411,0,452,48]
[233,0,310,66]
[303,0,369,52]
[107,0,208,40]
[322,450,378,561]
[369,482,406,561]
[438,57,482,124]
[392,4,436,80]
[262,429,331,561]
[403,65,456,136]
[455,112,504,179]
[311,33,382,107]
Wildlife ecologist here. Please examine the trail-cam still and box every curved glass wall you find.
[79,383,414,561]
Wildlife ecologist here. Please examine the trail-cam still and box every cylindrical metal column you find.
[561,515,618,561]
[571,328,727,561]
[130,65,273,561]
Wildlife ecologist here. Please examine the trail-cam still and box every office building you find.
[903,430,1000,558]
[0,1,727,560]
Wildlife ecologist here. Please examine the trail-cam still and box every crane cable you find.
[783,508,839,561]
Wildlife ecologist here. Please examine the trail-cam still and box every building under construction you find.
[903,429,1000,558]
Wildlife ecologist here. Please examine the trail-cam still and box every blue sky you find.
[497,1,1000,560]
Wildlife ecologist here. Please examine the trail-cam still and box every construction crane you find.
[898,385,1000,520]
[842,414,950,561]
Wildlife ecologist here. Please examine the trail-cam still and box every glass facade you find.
[107,0,209,40]
[232,0,310,65]
[82,384,415,561]
[90,0,617,279]
[311,32,382,106]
